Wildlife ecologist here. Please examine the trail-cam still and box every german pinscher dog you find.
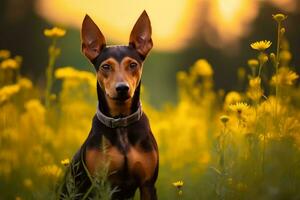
[60,11,158,200]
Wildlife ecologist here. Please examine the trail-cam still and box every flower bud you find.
[247,59,259,68]
[272,14,287,23]
[220,115,230,124]
[280,28,286,36]
[270,53,276,64]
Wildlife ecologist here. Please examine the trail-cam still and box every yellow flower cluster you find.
[0,84,20,103]
[247,77,263,101]
[39,164,62,178]
[0,49,10,59]
[24,99,46,116]
[18,78,33,89]
[250,40,272,51]
[55,66,96,87]
[0,58,19,69]
[271,67,299,86]
[44,27,66,38]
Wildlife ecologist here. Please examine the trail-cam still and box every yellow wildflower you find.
[0,84,20,103]
[272,13,287,23]
[24,99,46,116]
[55,66,96,87]
[15,197,22,200]
[61,158,70,166]
[0,49,10,59]
[258,53,268,64]
[249,77,261,88]
[191,59,213,77]
[44,27,66,38]
[229,102,249,116]
[250,40,272,51]
[0,58,19,69]
[271,67,298,86]
[39,164,62,178]
[18,78,33,89]
[247,77,263,101]
[172,180,184,189]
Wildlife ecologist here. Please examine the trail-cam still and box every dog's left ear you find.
[129,10,153,58]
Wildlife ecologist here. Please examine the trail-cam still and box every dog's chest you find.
[85,127,157,184]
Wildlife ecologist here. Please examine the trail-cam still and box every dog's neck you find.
[97,82,141,118]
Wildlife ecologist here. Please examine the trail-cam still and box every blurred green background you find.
[0,0,299,107]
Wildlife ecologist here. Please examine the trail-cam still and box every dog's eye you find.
[101,64,111,71]
[129,62,138,69]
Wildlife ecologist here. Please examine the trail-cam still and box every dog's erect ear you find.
[81,15,106,61]
[129,10,153,58]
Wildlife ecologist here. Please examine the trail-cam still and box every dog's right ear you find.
[81,15,106,61]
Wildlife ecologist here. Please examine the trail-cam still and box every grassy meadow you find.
[0,13,300,199]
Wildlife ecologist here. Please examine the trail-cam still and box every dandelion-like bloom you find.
[61,158,70,166]
[250,40,272,51]
[229,102,249,116]
[272,13,287,23]
[173,180,184,189]
[0,58,19,69]
[44,27,66,38]
[0,50,10,59]
[191,59,213,77]
[271,67,299,86]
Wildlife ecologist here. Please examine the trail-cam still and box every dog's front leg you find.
[140,182,157,200]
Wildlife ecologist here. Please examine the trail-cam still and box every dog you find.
[60,11,158,200]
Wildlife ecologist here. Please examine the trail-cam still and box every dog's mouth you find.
[107,93,131,102]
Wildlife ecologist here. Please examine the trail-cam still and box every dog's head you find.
[81,11,152,102]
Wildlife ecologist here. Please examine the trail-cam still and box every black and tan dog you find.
[61,11,158,200]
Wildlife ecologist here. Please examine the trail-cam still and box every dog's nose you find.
[116,82,129,93]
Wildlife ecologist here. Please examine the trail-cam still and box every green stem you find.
[275,22,281,117]
[45,38,57,108]
[258,60,263,77]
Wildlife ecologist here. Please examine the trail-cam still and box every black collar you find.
[96,103,143,128]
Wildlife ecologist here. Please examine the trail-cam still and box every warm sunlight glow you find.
[35,0,298,51]
[35,0,197,51]
[206,0,259,48]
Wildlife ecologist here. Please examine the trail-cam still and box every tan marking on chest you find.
[127,146,158,184]
[85,146,124,176]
